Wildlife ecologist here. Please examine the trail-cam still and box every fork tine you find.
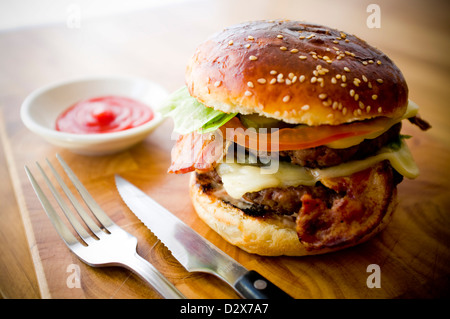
[35,161,94,243]
[56,153,115,230]
[46,158,103,237]
[25,165,79,247]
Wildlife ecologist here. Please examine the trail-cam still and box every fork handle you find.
[121,253,186,299]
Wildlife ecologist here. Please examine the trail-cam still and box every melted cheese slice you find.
[217,139,419,199]
[325,100,419,149]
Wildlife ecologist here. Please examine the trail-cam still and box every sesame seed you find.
[280,46,288,51]
[353,79,360,87]
[290,49,299,53]
[299,36,306,39]
[372,94,378,100]
[331,77,337,84]
[333,40,339,44]
[277,78,285,83]
[368,60,374,64]
[299,55,307,60]
[376,79,384,84]
[332,101,339,109]
[306,34,315,39]
[228,40,234,45]
[341,83,347,87]
[257,78,267,84]
[270,70,277,75]
[368,82,373,88]
[316,65,322,70]
[244,90,252,96]
[248,35,254,40]
[378,107,383,113]
[354,94,359,101]
[318,93,327,100]
[299,75,306,82]
[277,73,284,79]
[342,107,347,115]
[333,46,340,51]
[277,34,284,39]
[285,79,292,85]
[327,113,334,119]
[359,101,365,109]
[283,95,290,103]
[245,44,251,49]
[366,105,371,113]
[214,81,222,87]
[311,76,317,83]
[249,55,258,61]
[340,32,347,39]
[247,81,254,88]
[288,73,295,79]
[362,75,368,82]
[336,74,341,79]
[301,104,310,111]
[269,78,276,84]
[344,66,350,72]
[350,89,355,97]
[342,75,347,82]
[326,48,331,52]
[362,61,368,65]
[377,60,382,65]
[292,76,298,83]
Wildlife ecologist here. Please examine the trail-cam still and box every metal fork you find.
[24,154,185,299]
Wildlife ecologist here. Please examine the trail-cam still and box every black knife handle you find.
[234,270,293,299]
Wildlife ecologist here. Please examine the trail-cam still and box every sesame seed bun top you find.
[185,20,409,126]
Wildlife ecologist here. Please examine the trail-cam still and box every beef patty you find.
[196,123,403,216]
[278,122,401,168]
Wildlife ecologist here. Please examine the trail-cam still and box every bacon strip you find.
[296,161,395,250]
[168,130,227,174]
[408,115,431,131]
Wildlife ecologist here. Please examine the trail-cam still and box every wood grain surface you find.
[1,0,449,299]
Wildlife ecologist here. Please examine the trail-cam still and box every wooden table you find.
[1,0,449,299]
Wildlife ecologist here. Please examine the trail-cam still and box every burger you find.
[161,20,430,256]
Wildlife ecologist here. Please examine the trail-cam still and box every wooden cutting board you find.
[5,114,450,299]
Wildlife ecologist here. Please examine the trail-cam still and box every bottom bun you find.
[189,173,397,256]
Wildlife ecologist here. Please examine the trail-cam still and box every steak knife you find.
[115,175,292,299]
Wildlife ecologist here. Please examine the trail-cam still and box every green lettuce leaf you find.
[160,86,237,134]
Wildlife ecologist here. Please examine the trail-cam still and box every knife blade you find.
[115,175,292,299]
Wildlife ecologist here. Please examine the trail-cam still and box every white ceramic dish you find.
[20,76,168,155]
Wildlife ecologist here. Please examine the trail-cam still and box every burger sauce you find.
[55,96,154,134]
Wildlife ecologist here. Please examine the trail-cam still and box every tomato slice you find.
[219,116,396,151]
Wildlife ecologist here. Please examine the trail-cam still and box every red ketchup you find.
[55,96,154,134]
